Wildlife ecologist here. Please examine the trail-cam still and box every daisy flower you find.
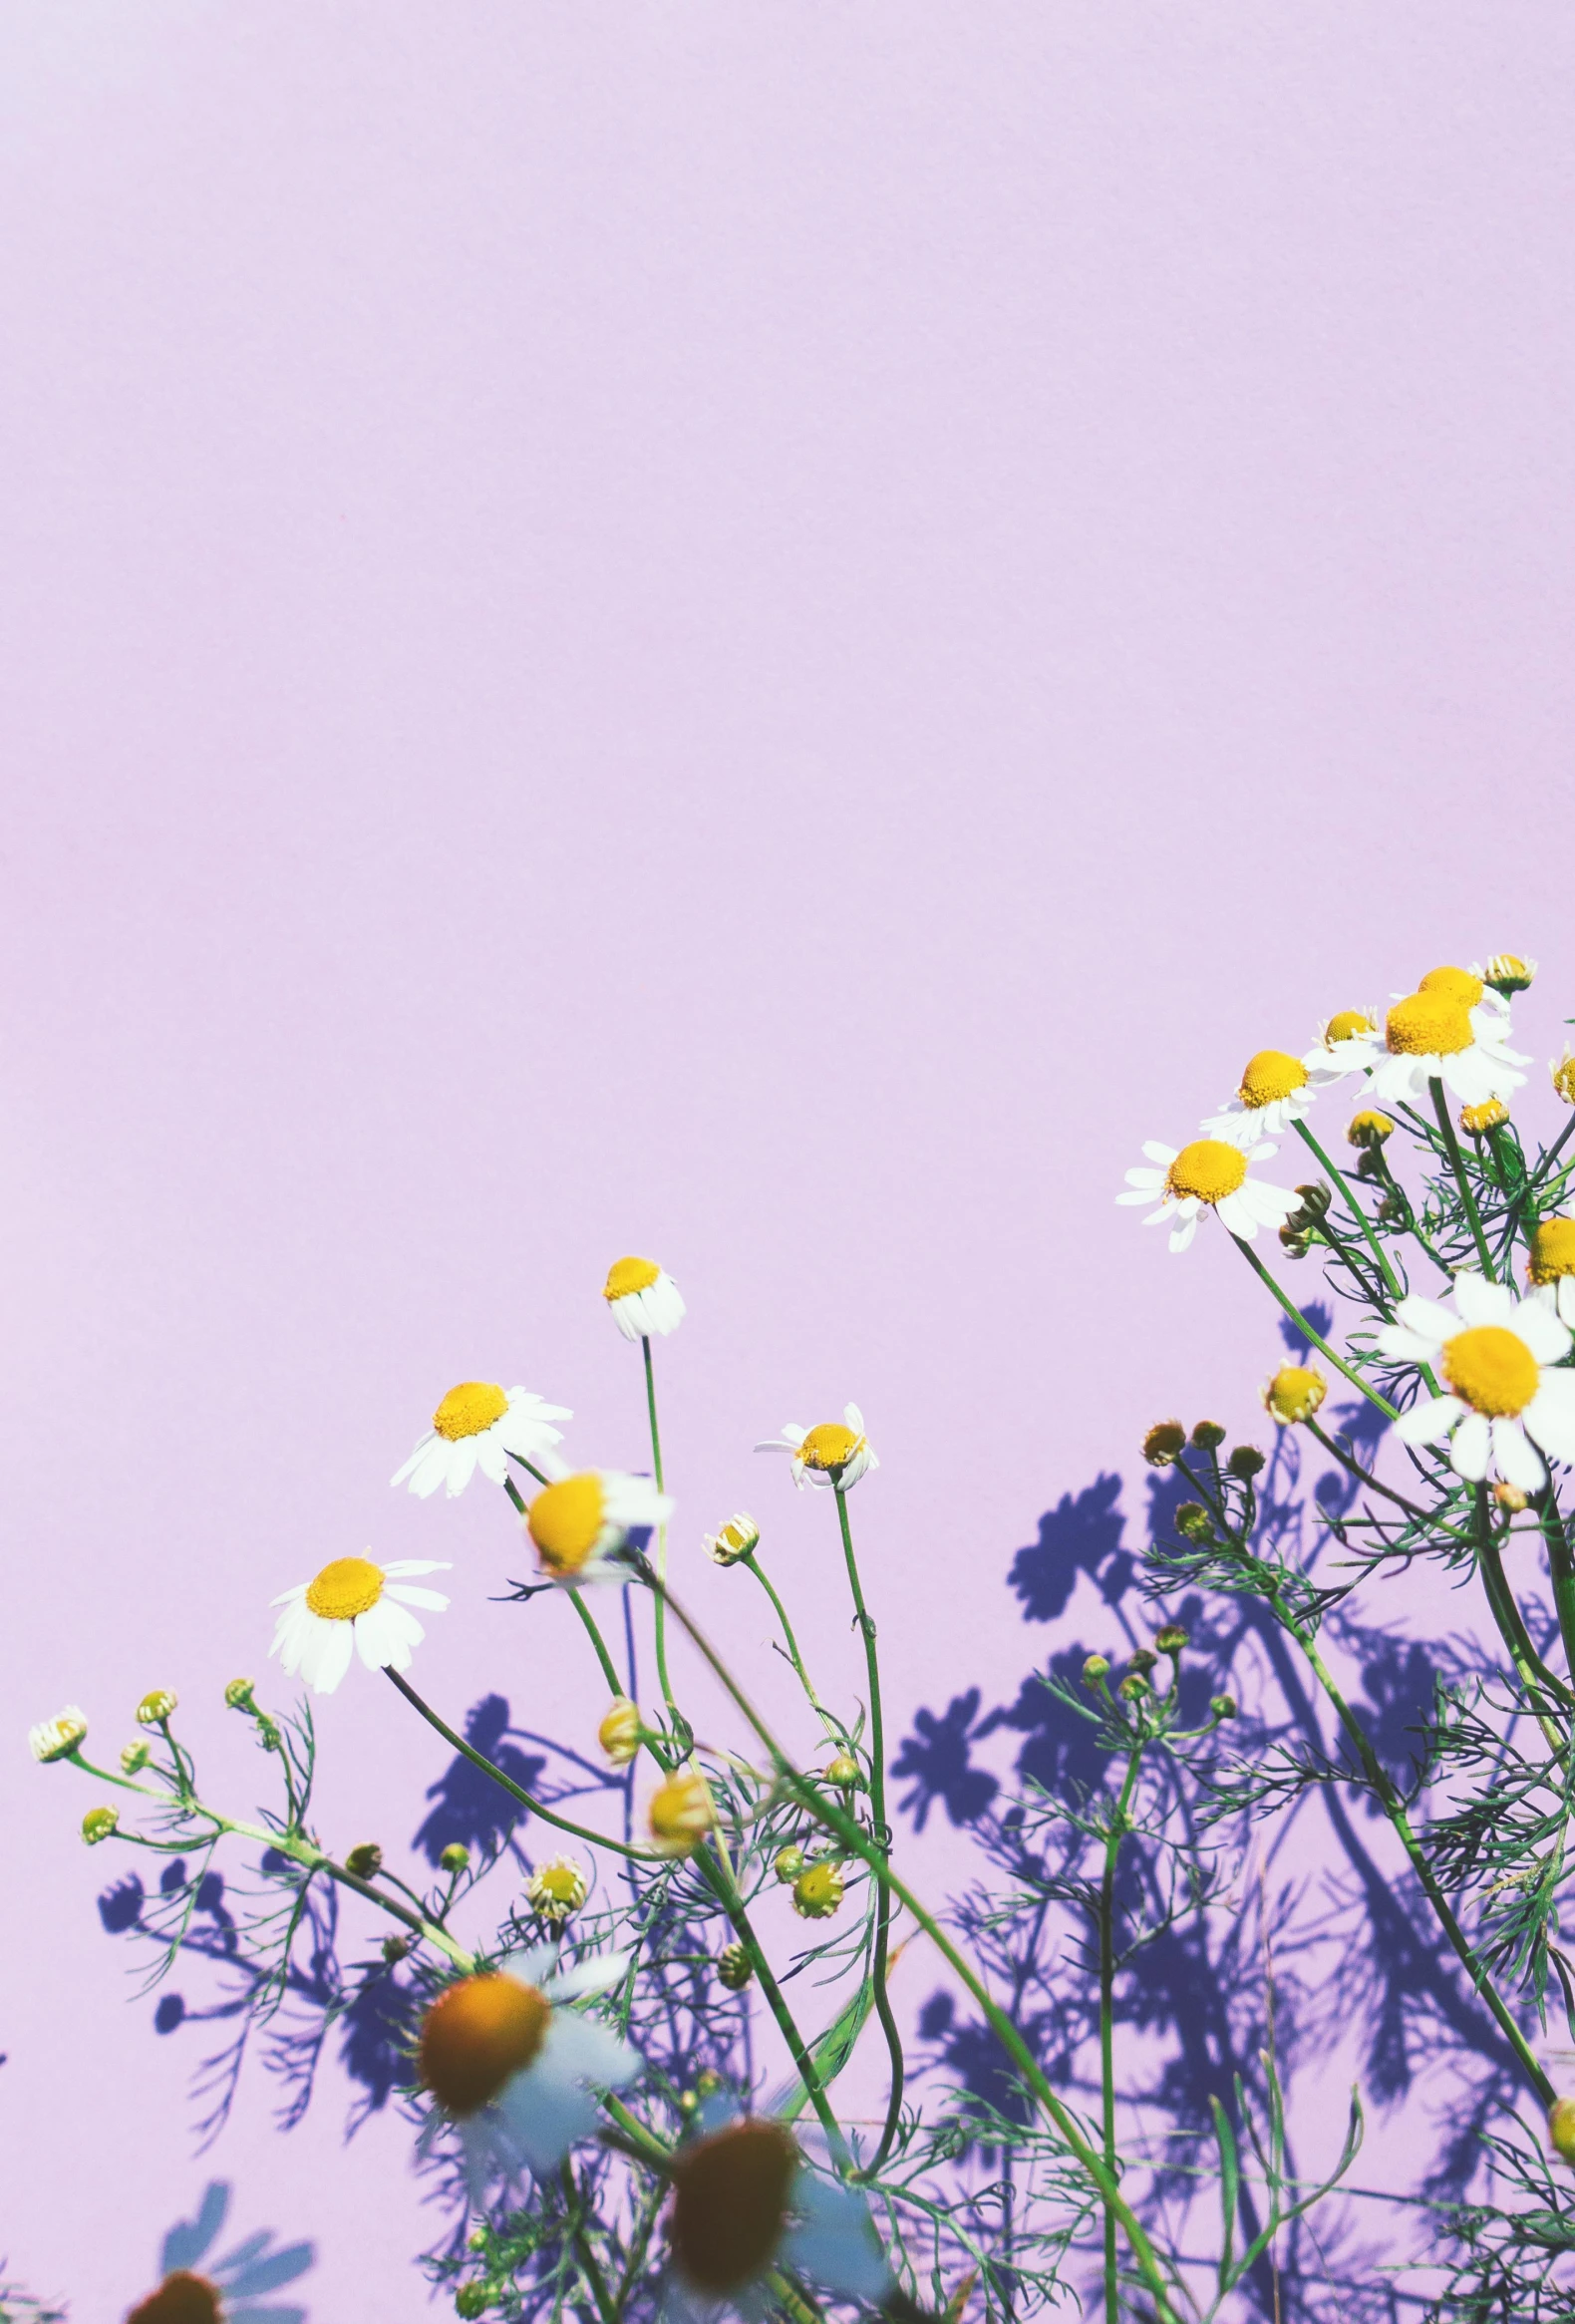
[604,1255,686,1341]
[128,2179,312,2324]
[1303,1007,1382,1081]
[526,1855,590,1923]
[703,1512,761,1566]
[524,1468,675,1584]
[1552,1047,1575,1107]
[1474,953,1536,999]
[28,1706,87,1764]
[1116,1139,1299,1254]
[392,1381,571,1499]
[664,2115,889,2323]
[1328,975,1528,1109]
[1202,1048,1342,1149]
[1377,1273,1575,1492]
[1527,1217,1575,1327]
[419,1944,639,2195]
[755,1404,877,1491]
[269,1555,450,1693]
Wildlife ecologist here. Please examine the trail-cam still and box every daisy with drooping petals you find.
[1202,1048,1342,1149]
[524,1467,675,1584]
[1303,1008,1382,1082]
[1472,954,1536,1001]
[604,1256,686,1341]
[1527,1218,1575,1328]
[755,1405,877,1492]
[418,1944,639,2196]
[1377,1273,1575,1491]
[392,1381,571,1499]
[1116,1140,1299,1254]
[28,1705,88,1764]
[664,2115,890,2324]
[269,1555,450,1693]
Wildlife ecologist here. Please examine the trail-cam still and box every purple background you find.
[5,6,1575,2312]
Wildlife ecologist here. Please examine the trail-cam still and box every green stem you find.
[1538,1487,1575,1689]
[1429,1077,1495,1279]
[1101,1743,1145,2324]
[1292,1120,1403,1305]
[645,1566,1184,2321]
[1232,1237,1399,1420]
[644,1336,680,1728]
[833,1484,905,2176]
[204,1810,474,1970]
[742,1550,832,1719]
[1302,1417,1450,1527]
[383,1667,661,1863]
[504,1473,625,1694]
[561,2161,617,2324]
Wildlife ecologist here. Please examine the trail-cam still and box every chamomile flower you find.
[604,1256,686,1341]
[418,1945,639,2197]
[128,2180,312,2324]
[755,1405,877,1491]
[269,1555,450,1693]
[392,1382,571,1499]
[1116,1140,1299,1254]
[28,1706,87,1764]
[524,1467,675,1585]
[526,1855,590,1924]
[1303,1008,1381,1079]
[1472,954,1535,1001]
[1377,1274,1575,1492]
[1202,1049,1341,1149]
[1527,1218,1575,1328]
[1359,982,1528,1109]
[664,2116,889,2324]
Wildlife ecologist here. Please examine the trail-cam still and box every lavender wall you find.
[4,7,1574,2313]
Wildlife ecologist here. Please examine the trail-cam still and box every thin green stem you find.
[643,1337,680,1728]
[1430,1077,1495,1279]
[1101,1743,1145,2324]
[1474,1516,1572,1747]
[201,1809,474,1970]
[1232,1237,1398,1420]
[834,1484,905,2176]
[504,1473,624,1694]
[1302,1417,1449,1527]
[1538,1487,1575,1689]
[741,1550,833,1720]
[383,1667,661,1863]
[1292,1119,1403,1305]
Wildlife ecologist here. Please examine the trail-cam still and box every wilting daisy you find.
[1322,978,1529,1109]
[1527,1218,1575,1328]
[664,2116,889,2323]
[28,1705,88,1764]
[269,1555,450,1693]
[604,1256,686,1341]
[1303,1007,1382,1081]
[1377,1274,1575,1491]
[1202,1048,1341,1148]
[1116,1139,1299,1254]
[392,1381,570,1500]
[704,1512,761,1566]
[524,1468,674,1585]
[419,1944,639,2194]
[755,1405,877,1491]
[127,2180,312,2324]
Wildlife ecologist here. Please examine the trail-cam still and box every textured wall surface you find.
[3,6,1574,2313]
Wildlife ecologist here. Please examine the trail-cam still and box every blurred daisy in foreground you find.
[664,2115,889,2323]
[1116,1139,1299,1254]
[269,1555,450,1693]
[127,2179,312,2324]
[524,1468,674,1584]
[392,1382,571,1499]
[1527,1218,1575,1328]
[1377,1273,1575,1492]
[604,1256,686,1341]
[418,1945,638,2194]
[1202,1048,1341,1149]
[755,1405,877,1491]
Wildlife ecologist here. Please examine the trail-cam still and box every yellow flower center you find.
[433,1381,508,1441]
[1418,964,1484,1009]
[1265,1365,1326,1425]
[1325,1009,1376,1045]
[1441,1325,1540,1418]
[1237,1050,1308,1108]
[532,1860,586,1906]
[527,1475,608,1575]
[305,1556,385,1621]
[669,2120,798,2292]
[1347,1109,1394,1149]
[1551,2097,1575,2163]
[1385,991,1473,1059]
[1460,1099,1509,1136]
[798,1422,861,1470]
[420,1974,551,2117]
[792,1861,845,1917]
[127,2273,222,2324]
[604,1256,661,1301]
[1163,1140,1247,1205]
[1529,1218,1575,1285]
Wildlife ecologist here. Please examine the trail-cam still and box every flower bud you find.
[695,2068,726,2098]
[28,1707,88,1765]
[1125,1648,1158,1674]
[136,1690,178,1729]
[345,1843,384,1880]
[121,1740,151,1776]
[1278,1225,1311,1260]
[1549,2096,1575,2163]
[1142,1421,1186,1468]
[648,1770,715,1857]
[526,1854,590,1923]
[773,1843,807,1884]
[1264,1364,1327,1427]
[1117,1673,1148,1703]
[715,1941,754,1991]
[792,1861,845,1919]
[597,1697,642,1768]
[224,1678,257,1713]
[1353,1147,1385,1181]
[1154,1625,1188,1654]
[1375,1189,1407,1224]
[1484,953,1535,997]
[1081,1654,1111,1688]
[1293,1181,1332,1219]
[1493,1481,1529,1514]
[440,1843,471,1875]
[703,1512,761,1567]
[678,2089,700,2116]
[1190,1421,1226,1450]
[1175,1503,1213,1542]
[1227,1446,1265,1481]
[82,1806,119,1845]
[1554,1049,1575,1108]
[824,1752,862,1792]
[1460,1099,1509,1137]
[255,1715,282,1753]
[456,2283,491,2319]
[1210,1694,1238,1721]
[1347,1109,1394,1151]
[382,1934,411,1964]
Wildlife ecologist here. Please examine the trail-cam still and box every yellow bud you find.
[598,1697,642,1768]
[1264,1364,1327,1427]
[792,1861,845,1919]
[649,1770,715,1857]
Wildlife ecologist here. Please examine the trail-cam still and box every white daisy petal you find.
[1451,1274,1515,1328]
[1492,1418,1546,1493]
[1392,1295,1456,1344]
[1514,1300,1572,1365]
[1394,1393,1464,1447]
[1525,1373,1575,1462]
[1449,1411,1492,1482]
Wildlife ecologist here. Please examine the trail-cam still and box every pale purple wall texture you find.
[4,7,1575,2315]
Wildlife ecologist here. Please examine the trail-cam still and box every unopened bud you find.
[824,1752,862,1791]
[121,1740,151,1775]
[597,1697,642,1768]
[28,1707,88,1765]
[1375,1189,1407,1224]
[1227,1446,1265,1481]
[1493,1481,1529,1514]
[1278,1225,1311,1259]
[1190,1421,1226,1451]
[1210,1694,1238,1721]
[82,1806,119,1845]
[1125,1648,1158,1674]
[695,2069,726,2098]
[703,1512,761,1567]
[792,1861,845,1919]
[1082,1654,1111,1688]
[1154,1625,1188,1654]
[136,1690,178,1728]
[1459,1099,1509,1137]
[1294,1181,1332,1219]
[1117,1674,1148,1703]
[224,1678,257,1713]
[1175,1503,1213,1542]
[1549,2096,1575,2163]
[1484,953,1535,997]
[774,1844,806,1883]
[440,1843,471,1875]
[716,1941,754,1991]
[1264,1364,1327,1427]
[1347,1110,1394,1151]
[382,1934,411,1964]
[345,1843,384,1880]
[1353,1147,1385,1181]
[1142,1421,1186,1468]
[456,2284,491,2319]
